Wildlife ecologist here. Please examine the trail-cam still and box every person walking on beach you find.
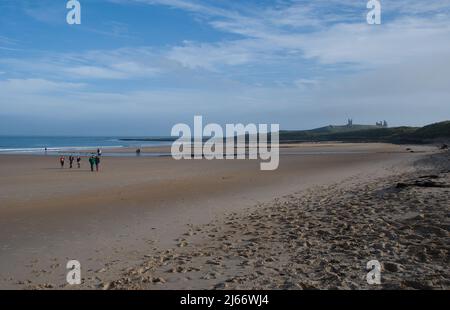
[59,156,65,168]
[69,155,74,169]
[76,156,81,169]
[95,155,101,172]
[97,148,102,156]
[89,156,95,172]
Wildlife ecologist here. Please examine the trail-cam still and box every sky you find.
[0,0,449,136]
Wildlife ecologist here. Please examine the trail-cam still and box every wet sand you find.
[0,143,443,289]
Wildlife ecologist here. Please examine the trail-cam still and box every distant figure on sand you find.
[69,156,74,169]
[89,156,95,172]
[95,156,101,172]
[59,156,65,168]
[77,156,81,168]
[97,148,102,156]
[136,148,141,156]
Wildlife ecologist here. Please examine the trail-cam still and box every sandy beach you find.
[0,143,447,289]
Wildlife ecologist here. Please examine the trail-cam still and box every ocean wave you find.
[0,145,124,154]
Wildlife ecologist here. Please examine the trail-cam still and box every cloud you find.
[126,0,234,18]
[65,66,127,79]
[0,78,85,93]
[0,35,21,51]
[65,62,159,79]
[294,78,320,90]
[21,0,66,25]
[296,17,450,66]
[167,40,256,70]
[0,35,17,45]
[162,15,450,76]
[0,47,162,80]
[125,0,450,74]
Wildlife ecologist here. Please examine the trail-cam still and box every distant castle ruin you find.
[345,119,388,128]
[376,120,388,128]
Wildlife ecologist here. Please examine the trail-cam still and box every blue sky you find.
[0,0,449,135]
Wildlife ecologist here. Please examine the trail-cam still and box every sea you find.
[0,136,173,155]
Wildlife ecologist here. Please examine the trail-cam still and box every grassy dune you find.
[279,121,450,144]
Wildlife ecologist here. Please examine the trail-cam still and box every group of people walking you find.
[59,149,102,172]
[59,155,82,169]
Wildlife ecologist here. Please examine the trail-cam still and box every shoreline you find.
[0,141,435,157]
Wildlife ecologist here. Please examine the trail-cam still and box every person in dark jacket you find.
[89,156,95,172]
[95,156,100,172]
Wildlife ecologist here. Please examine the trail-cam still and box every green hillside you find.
[412,121,450,139]
[279,121,450,144]
[307,124,379,134]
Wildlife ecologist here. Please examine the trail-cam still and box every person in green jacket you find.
[95,155,100,172]
[89,156,95,172]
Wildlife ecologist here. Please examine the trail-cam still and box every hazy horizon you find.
[0,118,447,138]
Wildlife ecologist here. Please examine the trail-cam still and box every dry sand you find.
[0,143,446,289]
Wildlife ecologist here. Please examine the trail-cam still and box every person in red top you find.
[59,156,65,168]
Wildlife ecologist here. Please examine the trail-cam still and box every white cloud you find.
[0,78,85,93]
[162,15,450,75]
[65,62,159,79]
[0,47,161,80]
[167,40,257,70]
[0,35,20,51]
[133,1,450,74]
[295,17,450,66]
[294,78,320,90]
[65,66,127,79]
